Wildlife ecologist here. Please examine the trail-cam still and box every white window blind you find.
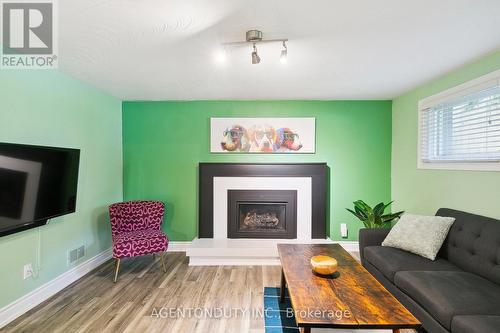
[420,83,500,163]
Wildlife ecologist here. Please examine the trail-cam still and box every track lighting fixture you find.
[220,30,288,65]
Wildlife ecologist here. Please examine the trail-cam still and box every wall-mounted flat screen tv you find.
[0,143,80,237]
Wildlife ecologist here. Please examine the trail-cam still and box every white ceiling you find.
[58,0,500,100]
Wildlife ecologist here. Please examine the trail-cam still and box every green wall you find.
[392,50,500,218]
[122,101,392,241]
[0,70,122,309]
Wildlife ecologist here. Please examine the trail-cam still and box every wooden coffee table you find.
[277,244,421,333]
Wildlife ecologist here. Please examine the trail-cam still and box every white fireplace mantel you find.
[213,176,312,240]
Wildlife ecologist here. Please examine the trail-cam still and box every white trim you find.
[0,248,113,329]
[417,68,500,172]
[417,159,500,172]
[336,241,359,253]
[419,69,500,109]
[166,241,192,252]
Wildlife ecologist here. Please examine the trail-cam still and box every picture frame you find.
[210,117,316,153]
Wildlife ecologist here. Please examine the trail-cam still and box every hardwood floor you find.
[3,252,416,333]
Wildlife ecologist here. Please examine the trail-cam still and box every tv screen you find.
[0,143,80,237]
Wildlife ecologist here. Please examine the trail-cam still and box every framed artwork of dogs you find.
[210,117,316,153]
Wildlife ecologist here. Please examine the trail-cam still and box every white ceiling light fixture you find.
[221,30,288,65]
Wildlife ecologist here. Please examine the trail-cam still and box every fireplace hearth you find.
[228,190,297,239]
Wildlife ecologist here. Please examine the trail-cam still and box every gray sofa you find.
[359,208,500,333]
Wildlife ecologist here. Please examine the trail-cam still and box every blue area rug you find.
[264,287,299,333]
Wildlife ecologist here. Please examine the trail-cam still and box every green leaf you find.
[354,206,368,220]
[354,200,372,214]
[373,202,385,217]
[381,211,404,222]
[382,201,394,211]
[380,221,392,228]
[346,208,366,221]
[349,200,404,229]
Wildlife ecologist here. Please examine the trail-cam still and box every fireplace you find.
[198,163,327,239]
[228,190,297,239]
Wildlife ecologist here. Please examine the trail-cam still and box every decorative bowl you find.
[310,255,338,276]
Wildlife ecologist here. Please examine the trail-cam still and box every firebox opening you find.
[228,190,297,239]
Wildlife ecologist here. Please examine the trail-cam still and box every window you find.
[418,69,500,171]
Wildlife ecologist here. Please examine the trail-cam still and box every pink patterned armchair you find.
[109,200,169,282]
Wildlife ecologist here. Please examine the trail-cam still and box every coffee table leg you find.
[302,328,311,333]
[280,269,286,303]
[392,329,401,333]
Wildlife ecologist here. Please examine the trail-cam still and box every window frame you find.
[417,69,500,172]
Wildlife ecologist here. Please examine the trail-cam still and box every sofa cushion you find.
[437,208,500,285]
[364,246,461,282]
[394,271,500,330]
[451,315,500,333]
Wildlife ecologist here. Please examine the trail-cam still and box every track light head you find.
[251,43,261,64]
[280,41,287,64]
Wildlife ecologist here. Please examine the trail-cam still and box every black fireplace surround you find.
[198,163,328,239]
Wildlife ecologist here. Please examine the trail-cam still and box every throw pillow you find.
[382,213,455,260]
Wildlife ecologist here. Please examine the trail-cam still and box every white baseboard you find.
[167,241,192,252]
[336,241,359,253]
[0,248,113,329]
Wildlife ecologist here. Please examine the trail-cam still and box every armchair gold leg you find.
[160,252,167,273]
[113,258,121,283]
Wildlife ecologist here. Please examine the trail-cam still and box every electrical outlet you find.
[23,263,33,279]
[340,223,348,238]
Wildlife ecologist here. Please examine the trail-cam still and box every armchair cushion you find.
[113,228,168,258]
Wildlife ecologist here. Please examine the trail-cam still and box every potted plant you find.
[346,200,403,229]
[347,200,404,263]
